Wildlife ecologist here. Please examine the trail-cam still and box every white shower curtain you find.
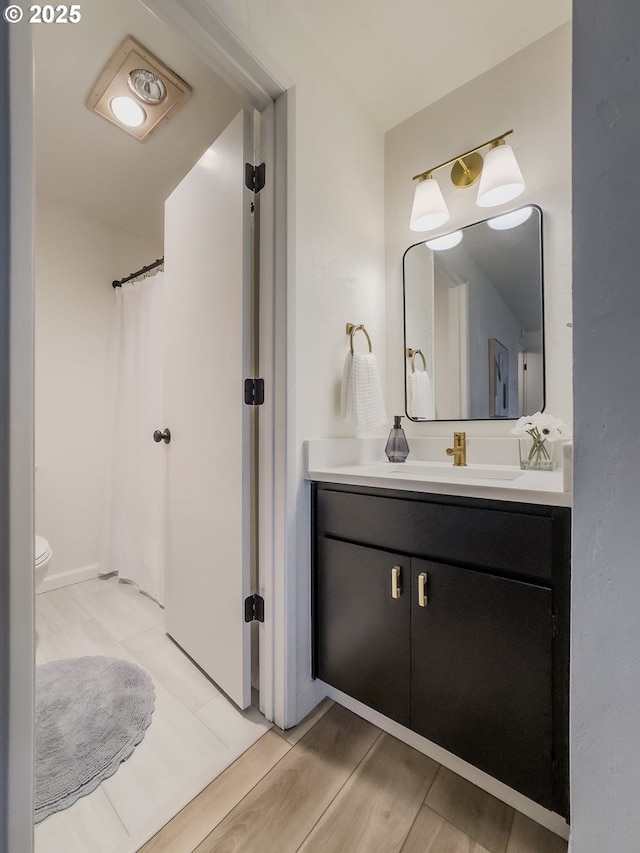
[100,273,166,604]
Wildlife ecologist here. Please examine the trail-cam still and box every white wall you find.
[201,0,387,724]
[35,194,161,588]
[385,24,572,435]
[572,2,640,849]
[292,84,385,715]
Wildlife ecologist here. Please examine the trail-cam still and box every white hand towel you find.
[408,369,435,419]
[341,351,388,432]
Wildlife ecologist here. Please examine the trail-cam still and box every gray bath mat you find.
[35,656,155,823]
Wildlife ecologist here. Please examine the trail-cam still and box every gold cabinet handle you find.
[391,566,401,599]
[418,572,428,607]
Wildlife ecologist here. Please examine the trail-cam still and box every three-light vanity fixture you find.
[409,130,525,232]
[87,36,191,141]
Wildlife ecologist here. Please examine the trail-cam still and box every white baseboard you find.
[37,563,99,594]
[294,678,329,728]
[322,682,570,841]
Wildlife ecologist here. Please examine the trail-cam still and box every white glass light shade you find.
[487,206,533,231]
[476,143,525,208]
[425,230,463,251]
[110,96,146,128]
[410,177,450,232]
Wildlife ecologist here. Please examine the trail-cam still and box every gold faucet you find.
[446,432,467,466]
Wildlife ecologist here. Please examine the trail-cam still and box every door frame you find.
[2,20,36,851]
[3,3,290,848]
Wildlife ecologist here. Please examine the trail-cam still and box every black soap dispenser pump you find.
[385,415,410,463]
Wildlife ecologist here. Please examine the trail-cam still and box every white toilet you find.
[35,535,52,589]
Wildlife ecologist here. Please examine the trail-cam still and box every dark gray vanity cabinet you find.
[410,557,553,809]
[316,537,411,726]
[311,482,570,818]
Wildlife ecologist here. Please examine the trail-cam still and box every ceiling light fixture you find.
[87,36,191,142]
[409,130,526,232]
[128,69,167,105]
[110,95,146,128]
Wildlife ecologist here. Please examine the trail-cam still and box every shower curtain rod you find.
[112,257,164,288]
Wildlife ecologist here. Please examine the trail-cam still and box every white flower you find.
[511,412,572,442]
[511,412,542,436]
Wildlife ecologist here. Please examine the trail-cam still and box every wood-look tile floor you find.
[140,701,568,853]
[34,577,271,853]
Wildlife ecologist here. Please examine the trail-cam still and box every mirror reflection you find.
[403,205,544,421]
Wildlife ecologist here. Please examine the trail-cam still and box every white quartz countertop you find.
[305,439,572,508]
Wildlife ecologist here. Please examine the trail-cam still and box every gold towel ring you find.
[346,323,373,354]
[407,348,427,373]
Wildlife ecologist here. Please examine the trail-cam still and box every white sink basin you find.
[373,462,524,482]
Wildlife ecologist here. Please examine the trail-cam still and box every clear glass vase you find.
[519,437,555,471]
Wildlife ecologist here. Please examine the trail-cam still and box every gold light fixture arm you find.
[412,129,514,183]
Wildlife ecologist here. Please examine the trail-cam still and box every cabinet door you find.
[411,559,553,808]
[315,537,410,726]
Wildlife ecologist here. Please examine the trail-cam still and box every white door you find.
[163,110,254,709]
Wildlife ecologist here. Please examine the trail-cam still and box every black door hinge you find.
[551,612,558,639]
[244,594,265,623]
[244,378,265,406]
[245,162,266,193]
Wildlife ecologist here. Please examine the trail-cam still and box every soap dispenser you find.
[385,415,410,463]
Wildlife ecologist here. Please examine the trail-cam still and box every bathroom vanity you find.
[309,458,570,819]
